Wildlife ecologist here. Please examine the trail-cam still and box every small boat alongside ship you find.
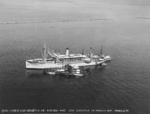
[43,64,89,76]
[26,45,112,76]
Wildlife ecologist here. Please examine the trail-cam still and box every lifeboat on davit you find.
[92,55,99,59]
[83,58,91,63]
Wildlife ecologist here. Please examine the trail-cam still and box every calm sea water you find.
[0,20,149,114]
[0,0,150,114]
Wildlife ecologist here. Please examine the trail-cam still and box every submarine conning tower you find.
[66,48,69,56]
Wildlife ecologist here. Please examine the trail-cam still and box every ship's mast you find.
[82,47,85,55]
[41,50,44,60]
[90,47,93,59]
[43,43,47,61]
[100,46,103,55]
[41,43,48,62]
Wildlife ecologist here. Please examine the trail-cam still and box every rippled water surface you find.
[0,0,150,114]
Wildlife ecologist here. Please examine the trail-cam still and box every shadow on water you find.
[24,66,108,89]
[26,65,107,79]
[26,69,44,78]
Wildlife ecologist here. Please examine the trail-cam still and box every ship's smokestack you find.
[66,48,69,56]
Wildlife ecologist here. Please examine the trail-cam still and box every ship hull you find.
[26,61,63,70]
[26,60,104,70]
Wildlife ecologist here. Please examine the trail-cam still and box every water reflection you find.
[26,69,44,77]
[26,66,106,79]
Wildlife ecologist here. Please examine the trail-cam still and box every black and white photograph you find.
[0,0,149,114]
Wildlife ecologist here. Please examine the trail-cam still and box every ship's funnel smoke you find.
[66,48,69,56]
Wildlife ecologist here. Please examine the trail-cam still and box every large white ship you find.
[26,45,112,70]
